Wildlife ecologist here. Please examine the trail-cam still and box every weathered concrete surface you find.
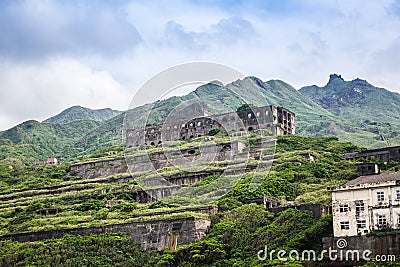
[70,158,127,179]
[126,105,295,147]
[323,234,400,266]
[0,217,211,251]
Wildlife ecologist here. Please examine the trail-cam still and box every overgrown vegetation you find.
[0,135,394,266]
[0,233,157,267]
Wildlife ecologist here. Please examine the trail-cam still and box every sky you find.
[1,0,400,130]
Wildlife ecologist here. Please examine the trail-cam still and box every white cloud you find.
[0,58,131,130]
[0,0,141,60]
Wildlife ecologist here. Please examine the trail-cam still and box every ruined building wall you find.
[0,217,211,251]
[126,105,295,148]
[70,141,247,180]
[70,158,127,179]
[343,146,400,162]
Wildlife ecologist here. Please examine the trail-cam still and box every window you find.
[378,215,387,226]
[397,190,400,200]
[340,222,350,230]
[357,220,367,229]
[339,204,349,212]
[377,192,385,202]
[355,202,365,212]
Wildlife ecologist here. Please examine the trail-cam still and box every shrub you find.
[77,199,106,211]
[110,202,138,212]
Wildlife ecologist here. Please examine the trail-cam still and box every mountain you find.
[299,74,400,126]
[123,76,339,134]
[299,74,400,146]
[2,75,400,163]
[43,106,122,124]
[0,119,102,163]
[124,76,399,148]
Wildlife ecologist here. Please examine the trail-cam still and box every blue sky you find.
[1,0,400,130]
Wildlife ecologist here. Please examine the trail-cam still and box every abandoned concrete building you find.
[343,146,400,163]
[328,170,400,237]
[126,105,295,147]
[356,163,380,176]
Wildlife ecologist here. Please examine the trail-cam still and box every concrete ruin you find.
[70,140,248,180]
[356,163,380,176]
[343,146,400,163]
[0,217,211,251]
[126,105,295,147]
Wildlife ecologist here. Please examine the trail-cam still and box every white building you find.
[329,171,400,237]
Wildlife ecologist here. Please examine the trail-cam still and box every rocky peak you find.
[328,73,344,84]
[351,78,371,87]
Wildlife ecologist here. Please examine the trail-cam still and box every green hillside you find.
[299,74,400,125]
[0,120,102,163]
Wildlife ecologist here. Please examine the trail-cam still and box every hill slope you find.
[0,120,102,163]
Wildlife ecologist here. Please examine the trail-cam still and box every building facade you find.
[126,105,295,148]
[329,171,400,237]
[356,163,380,176]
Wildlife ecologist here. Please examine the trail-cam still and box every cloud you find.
[162,16,255,49]
[365,36,400,90]
[1,0,400,130]
[388,0,400,15]
[0,0,141,60]
[0,58,131,130]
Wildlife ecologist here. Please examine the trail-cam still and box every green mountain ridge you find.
[43,106,122,124]
[1,75,400,163]
[0,120,102,163]
[299,74,400,126]
[299,74,400,147]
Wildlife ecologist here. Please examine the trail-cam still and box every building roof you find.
[360,145,400,154]
[344,171,400,187]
